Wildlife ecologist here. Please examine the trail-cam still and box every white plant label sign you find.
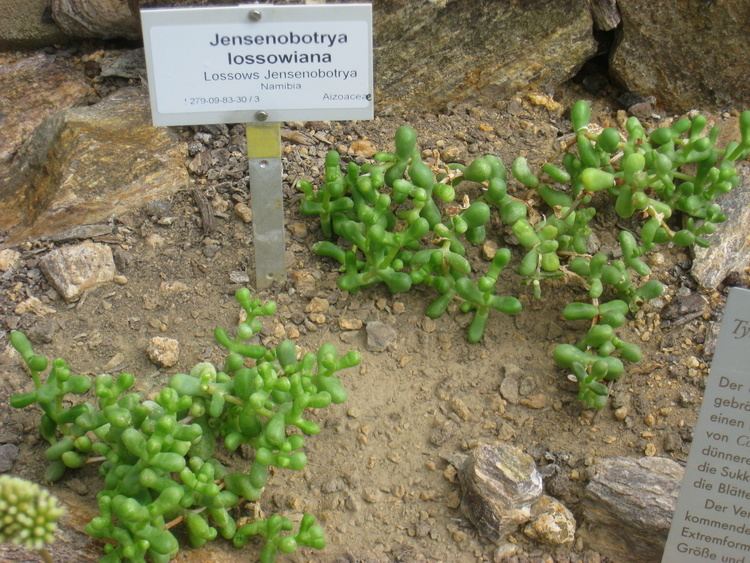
[141,3,373,126]
[663,287,750,562]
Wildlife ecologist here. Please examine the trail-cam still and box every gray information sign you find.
[663,287,750,563]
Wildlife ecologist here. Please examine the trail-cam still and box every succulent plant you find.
[300,101,750,408]
[9,289,359,562]
[0,475,64,551]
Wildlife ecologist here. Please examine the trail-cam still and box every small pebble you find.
[350,139,378,158]
[450,397,472,421]
[0,249,22,271]
[339,317,363,330]
[306,297,329,314]
[520,393,547,409]
[482,240,498,260]
[421,318,437,333]
[0,444,19,472]
[146,336,180,368]
[234,202,253,223]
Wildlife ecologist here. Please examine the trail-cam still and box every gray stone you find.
[229,271,251,284]
[524,495,576,546]
[590,0,620,31]
[0,0,68,48]
[0,87,187,242]
[40,241,115,302]
[25,318,57,344]
[99,48,146,79]
[0,443,19,473]
[321,477,347,494]
[52,0,139,39]
[500,373,520,405]
[660,292,708,327]
[581,456,683,562]
[365,321,396,352]
[458,443,543,543]
[703,321,720,357]
[610,1,750,111]
[692,165,750,289]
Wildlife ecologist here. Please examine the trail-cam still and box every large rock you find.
[52,0,140,39]
[0,0,68,49]
[0,87,188,242]
[40,241,116,302]
[458,443,543,543]
[0,52,92,163]
[581,456,684,563]
[374,0,596,111]
[610,1,750,111]
[45,0,596,111]
[692,164,750,289]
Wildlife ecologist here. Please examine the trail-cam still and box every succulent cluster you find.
[300,101,750,408]
[9,289,359,562]
[0,475,63,551]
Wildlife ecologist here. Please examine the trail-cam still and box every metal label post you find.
[140,3,373,288]
[246,122,284,289]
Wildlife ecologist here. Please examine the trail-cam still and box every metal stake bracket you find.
[246,121,285,289]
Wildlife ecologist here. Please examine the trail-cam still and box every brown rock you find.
[610,1,750,111]
[0,88,187,242]
[0,52,91,163]
[39,241,115,302]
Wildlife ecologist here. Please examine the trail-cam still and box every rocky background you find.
[1,1,749,562]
